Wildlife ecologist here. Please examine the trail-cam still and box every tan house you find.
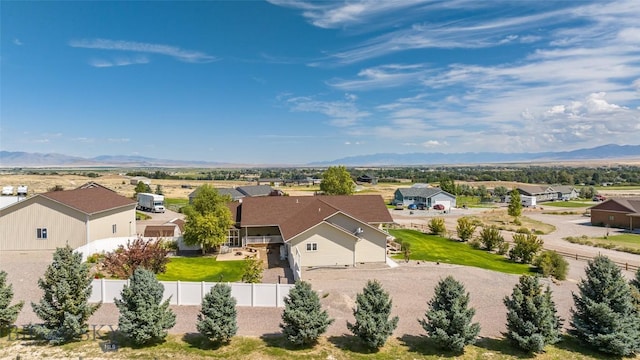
[0,184,137,251]
[229,195,394,279]
[590,197,640,230]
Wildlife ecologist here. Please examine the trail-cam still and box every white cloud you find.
[328,64,429,90]
[422,140,447,148]
[13,39,23,46]
[69,39,217,63]
[107,138,130,143]
[89,56,149,68]
[283,94,369,127]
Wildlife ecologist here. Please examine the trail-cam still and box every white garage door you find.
[434,200,451,210]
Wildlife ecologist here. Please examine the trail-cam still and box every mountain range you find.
[1,144,639,167]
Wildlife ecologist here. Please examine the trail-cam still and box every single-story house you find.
[129,176,151,186]
[394,186,456,210]
[589,197,640,230]
[516,185,557,203]
[0,183,137,251]
[189,185,276,203]
[357,174,378,185]
[227,195,394,278]
[552,185,579,201]
[256,178,283,186]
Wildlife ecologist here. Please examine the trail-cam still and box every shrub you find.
[419,276,480,352]
[401,242,411,263]
[102,237,169,279]
[280,281,333,346]
[477,225,504,251]
[571,255,640,356]
[516,227,531,234]
[31,246,100,344]
[456,217,477,242]
[509,233,543,264]
[197,283,237,344]
[241,256,263,283]
[86,252,104,264]
[534,251,569,280]
[504,275,562,353]
[115,268,176,345]
[468,238,482,249]
[347,280,398,349]
[497,242,510,255]
[428,217,446,236]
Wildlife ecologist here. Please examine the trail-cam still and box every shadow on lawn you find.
[327,334,383,354]
[182,332,225,351]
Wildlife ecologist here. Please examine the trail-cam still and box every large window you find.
[306,242,318,252]
[36,228,47,239]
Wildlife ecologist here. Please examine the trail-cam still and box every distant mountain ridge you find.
[1,144,639,167]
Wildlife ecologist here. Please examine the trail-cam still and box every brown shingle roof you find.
[144,225,176,237]
[590,197,640,214]
[237,195,393,239]
[41,186,136,214]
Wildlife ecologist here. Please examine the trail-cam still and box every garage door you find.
[434,200,451,210]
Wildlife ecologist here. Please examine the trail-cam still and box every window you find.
[36,228,47,239]
[608,215,614,221]
[306,242,318,252]
[112,224,117,234]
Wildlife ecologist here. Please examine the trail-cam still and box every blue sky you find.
[1,1,639,164]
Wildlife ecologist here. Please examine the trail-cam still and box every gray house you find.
[394,186,456,210]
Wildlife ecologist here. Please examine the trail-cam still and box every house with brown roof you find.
[0,184,137,251]
[589,197,640,230]
[228,195,394,279]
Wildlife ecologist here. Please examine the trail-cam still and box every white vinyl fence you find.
[90,279,293,307]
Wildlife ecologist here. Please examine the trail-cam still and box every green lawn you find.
[564,233,640,254]
[542,201,592,208]
[390,229,534,275]
[165,197,189,212]
[156,256,245,282]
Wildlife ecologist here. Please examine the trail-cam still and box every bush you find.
[419,276,480,352]
[456,217,477,242]
[115,268,176,345]
[197,283,237,344]
[102,237,169,279]
[347,280,398,349]
[571,255,640,356]
[280,281,333,346]
[516,227,531,234]
[497,242,510,255]
[428,217,446,236]
[477,225,504,251]
[86,252,104,264]
[509,233,543,264]
[534,251,569,280]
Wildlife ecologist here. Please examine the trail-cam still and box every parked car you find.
[592,195,606,202]
[417,204,426,210]
[408,204,417,210]
[395,203,404,210]
[433,204,445,210]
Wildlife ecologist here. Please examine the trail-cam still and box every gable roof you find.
[237,185,274,197]
[217,188,245,201]
[590,197,640,214]
[40,186,136,215]
[236,195,392,241]
[551,185,576,194]
[517,184,554,195]
[396,187,451,198]
[144,225,176,237]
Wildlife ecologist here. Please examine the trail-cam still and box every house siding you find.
[288,224,356,267]
[0,197,87,251]
[326,213,387,264]
[591,209,635,229]
[88,206,136,241]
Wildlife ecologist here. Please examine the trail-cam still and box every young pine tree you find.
[197,283,237,344]
[280,281,333,346]
[0,270,24,333]
[419,276,480,352]
[115,268,176,345]
[571,255,640,356]
[347,280,398,349]
[31,246,100,344]
[632,268,640,311]
[503,275,562,353]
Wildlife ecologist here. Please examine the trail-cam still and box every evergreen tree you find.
[630,268,640,313]
[571,255,640,356]
[503,275,562,353]
[347,280,398,349]
[631,268,640,290]
[115,268,176,345]
[507,188,522,220]
[31,245,100,344]
[0,270,24,333]
[280,281,333,346]
[197,283,237,344]
[419,276,480,352]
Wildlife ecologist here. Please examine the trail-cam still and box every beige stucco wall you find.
[88,206,137,241]
[0,197,87,251]
[288,224,356,267]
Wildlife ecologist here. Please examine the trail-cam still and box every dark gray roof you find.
[217,188,245,201]
[237,185,274,197]
[517,184,553,195]
[396,187,450,198]
[551,185,576,194]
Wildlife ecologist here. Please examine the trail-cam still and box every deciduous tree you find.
[509,233,543,264]
[183,185,233,254]
[241,256,263,283]
[347,280,398,349]
[280,281,333,346]
[428,217,446,236]
[504,275,562,353]
[571,255,640,356]
[31,246,100,344]
[0,271,23,334]
[320,166,354,195]
[533,251,569,280]
[102,237,169,279]
[456,217,477,242]
[197,283,237,344]
[477,225,504,251]
[115,268,176,345]
[419,276,480,352]
[508,188,522,221]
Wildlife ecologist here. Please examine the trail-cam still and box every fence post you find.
[101,278,106,303]
[276,283,280,307]
[201,281,206,301]
[575,253,578,260]
[176,281,181,306]
[626,263,628,271]
[251,283,255,307]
